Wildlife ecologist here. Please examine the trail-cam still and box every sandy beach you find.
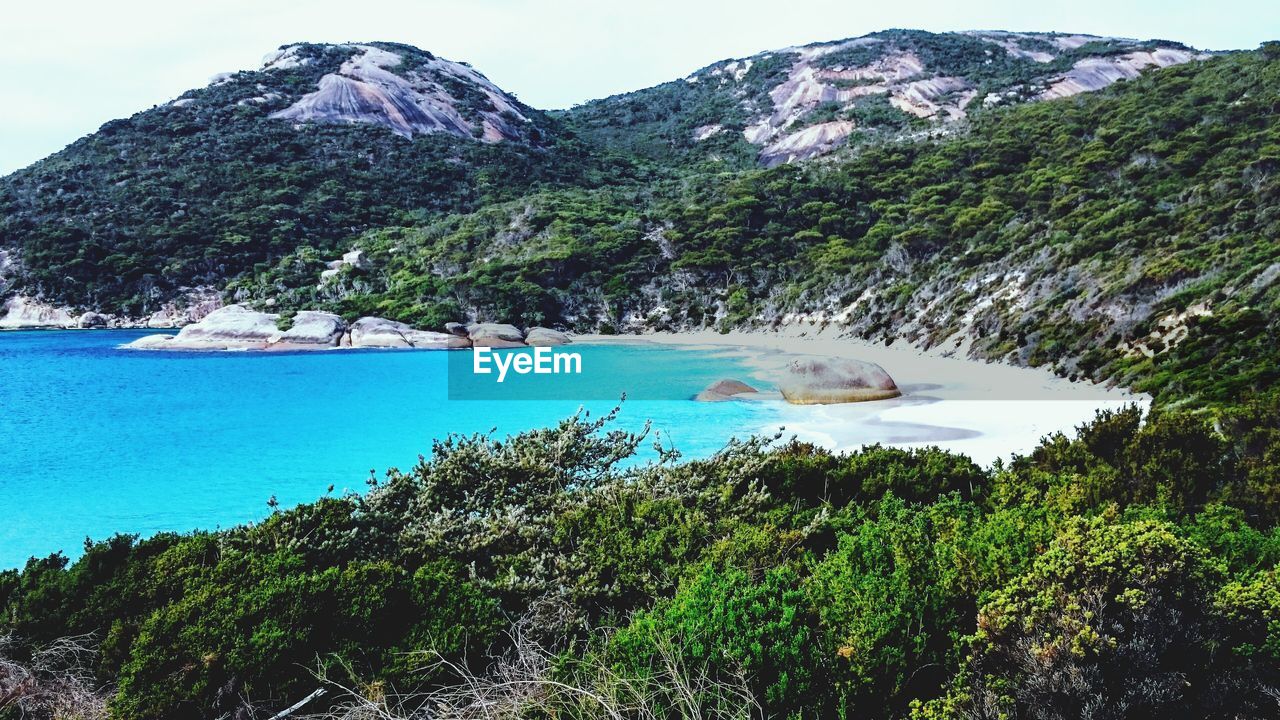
[578,327,1149,466]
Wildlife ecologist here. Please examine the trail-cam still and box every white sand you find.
[578,327,1149,466]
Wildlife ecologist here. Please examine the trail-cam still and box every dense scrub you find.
[3,397,1280,718]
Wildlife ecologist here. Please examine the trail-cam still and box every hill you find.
[562,30,1200,166]
[0,32,1204,320]
[239,47,1280,406]
[0,42,620,316]
[2,32,1280,720]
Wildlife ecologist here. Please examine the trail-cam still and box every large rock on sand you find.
[467,323,525,348]
[778,357,900,404]
[696,378,758,402]
[350,317,469,349]
[524,327,571,346]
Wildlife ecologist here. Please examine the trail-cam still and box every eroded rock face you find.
[524,327,571,346]
[679,32,1201,166]
[696,378,759,402]
[1037,49,1200,100]
[778,357,900,404]
[0,296,75,329]
[467,323,526,348]
[269,44,533,143]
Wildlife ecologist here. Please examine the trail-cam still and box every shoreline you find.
[2,325,1148,465]
[577,327,1149,465]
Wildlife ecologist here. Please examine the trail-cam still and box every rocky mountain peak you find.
[677,30,1204,165]
[262,42,534,142]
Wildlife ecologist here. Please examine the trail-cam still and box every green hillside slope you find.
[0,43,618,314]
[246,48,1280,406]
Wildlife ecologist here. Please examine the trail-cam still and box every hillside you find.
[562,30,1201,166]
[238,47,1280,406]
[0,42,621,317]
[0,32,1204,322]
[3,31,1280,720]
[0,34,1274,407]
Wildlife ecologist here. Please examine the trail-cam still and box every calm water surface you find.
[0,330,779,568]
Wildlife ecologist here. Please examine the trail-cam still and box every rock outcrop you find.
[1037,49,1200,100]
[0,296,75,329]
[143,289,223,329]
[670,31,1202,166]
[76,312,109,329]
[524,327,572,346]
[274,311,347,348]
[349,317,469,349]
[467,323,526,348]
[320,249,373,282]
[269,44,533,143]
[696,378,759,402]
[130,305,286,350]
[120,304,574,352]
[126,305,348,350]
[778,357,900,404]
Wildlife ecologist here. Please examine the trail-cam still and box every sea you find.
[0,330,780,568]
[0,329,1143,570]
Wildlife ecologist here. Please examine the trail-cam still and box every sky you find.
[0,0,1276,175]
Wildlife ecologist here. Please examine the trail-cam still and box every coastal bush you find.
[805,496,974,716]
[955,516,1280,719]
[1,400,1279,718]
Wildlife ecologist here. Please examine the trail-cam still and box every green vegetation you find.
[239,49,1280,407]
[3,32,1280,720]
[3,400,1280,718]
[0,43,626,316]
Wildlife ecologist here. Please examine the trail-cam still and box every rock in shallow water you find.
[350,317,469,349]
[466,323,525,348]
[153,305,281,349]
[778,357,900,404]
[696,378,758,402]
[524,327,571,346]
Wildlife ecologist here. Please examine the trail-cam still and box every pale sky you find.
[1,0,1276,175]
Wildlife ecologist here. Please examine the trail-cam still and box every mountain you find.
[260,43,534,141]
[3,32,1276,407]
[5,34,1280,720]
[563,30,1201,166]
[0,32,1205,322]
[242,46,1279,406]
[0,42,615,317]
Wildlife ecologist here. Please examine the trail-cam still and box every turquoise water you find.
[0,330,779,569]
